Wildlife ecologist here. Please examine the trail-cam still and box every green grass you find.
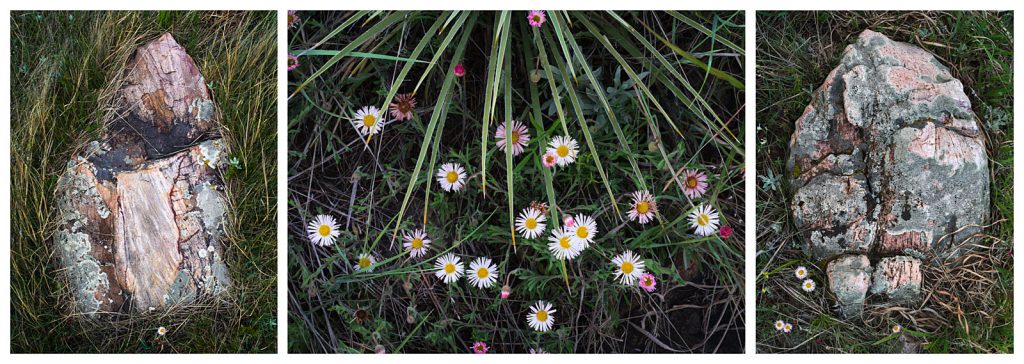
[755,11,1013,353]
[287,10,745,353]
[10,11,278,353]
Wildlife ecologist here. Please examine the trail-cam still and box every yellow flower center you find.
[559,236,571,249]
[545,155,555,164]
[398,100,412,113]
[510,131,520,144]
[318,224,331,237]
[288,14,295,23]
[643,276,653,286]
[636,201,650,214]
[697,213,709,226]
[805,282,813,289]
[358,257,371,268]
[576,226,588,238]
[411,238,423,249]
[444,263,455,274]
[556,145,569,157]
[525,218,537,230]
[536,310,548,322]
[621,261,634,274]
[533,15,542,23]
[686,176,698,188]
[446,170,459,183]
[477,267,489,279]
[362,114,377,127]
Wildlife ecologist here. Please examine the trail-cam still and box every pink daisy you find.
[527,10,546,28]
[563,214,575,228]
[453,63,465,77]
[541,151,557,167]
[639,273,657,292]
[720,226,733,238]
[471,341,489,354]
[287,10,300,28]
[495,120,530,156]
[388,93,416,122]
[682,169,709,199]
[287,54,299,71]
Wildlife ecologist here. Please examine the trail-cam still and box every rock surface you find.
[55,33,230,316]
[789,30,989,317]
[870,256,922,302]
[827,255,873,318]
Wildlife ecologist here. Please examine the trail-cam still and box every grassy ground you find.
[287,11,745,353]
[10,11,278,353]
[755,11,1013,353]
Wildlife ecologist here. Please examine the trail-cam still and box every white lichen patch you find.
[195,181,227,236]
[199,139,224,169]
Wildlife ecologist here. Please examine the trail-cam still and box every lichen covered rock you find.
[55,33,230,316]
[827,255,872,318]
[789,30,988,317]
[870,256,922,302]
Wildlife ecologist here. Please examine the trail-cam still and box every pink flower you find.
[453,63,465,77]
[500,284,511,299]
[287,10,300,28]
[388,93,416,122]
[562,214,575,228]
[638,273,657,292]
[527,10,546,28]
[471,341,489,354]
[682,169,709,199]
[542,151,557,167]
[719,226,733,238]
[495,120,530,156]
[287,54,299,71]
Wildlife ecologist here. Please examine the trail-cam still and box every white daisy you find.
[892,324,902,334]
[611,250,645,285]
[569,214,597,248]
[306,214,340,247]
[433,253,464,284]
[402,229,431,258]
[353,253,377,272]
[688,204,720,237]
[794,266,808,279]
[802,279,816,292]
[466,257,498,289]
[627,190,657,224]
[774,320,785,331]
[546,135,579,166]
[436,162,467,192]
[547,228,582,260]
[352,105,386,136]
[526,301,556,332]
[515,207,547,239]
[783,323,793,333]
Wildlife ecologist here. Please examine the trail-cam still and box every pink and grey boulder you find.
[787,30,989,317]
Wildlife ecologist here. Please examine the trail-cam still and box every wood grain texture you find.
[55,33,230,316]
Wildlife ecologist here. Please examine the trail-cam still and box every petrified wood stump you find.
[788,30,989,317]
[55,33,230,316]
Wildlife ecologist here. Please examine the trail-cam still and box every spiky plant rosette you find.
[288,10,745,353]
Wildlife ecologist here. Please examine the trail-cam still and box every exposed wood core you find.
[55,33,230,317]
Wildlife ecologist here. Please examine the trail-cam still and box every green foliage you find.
[755,11,1013,353]
[10,11,277,353]
[287,10,745,353]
